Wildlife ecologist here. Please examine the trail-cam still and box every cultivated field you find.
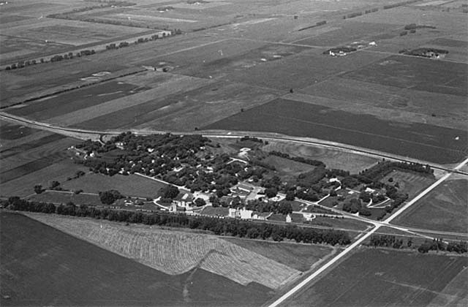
[26,213,332,290]
[287,248,468,307]
[0,212,271,307]
[203,98,467,164]
[392,178,468,234]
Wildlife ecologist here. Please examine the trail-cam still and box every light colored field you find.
[262,140,379,174]
[27,214,302,289]
[223,237,334,272]
[62,173,167,198]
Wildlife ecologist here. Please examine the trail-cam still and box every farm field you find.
[202,98,467,164]
[25,213,323,290]
[61,173,168,199]
[392,178,468,234]
[7,80,150,121]
[223,238,334,272]
[301,77,467,131]
[342,55,467,97]
[0,212,271,307]
[286,248,468,307]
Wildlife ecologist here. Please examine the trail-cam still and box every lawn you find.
[380,170,435,199]
[287,248,468,307]
[202,98,467,164]
[0,212,271,307]
[61,173,168,199]
[392,179,468,233]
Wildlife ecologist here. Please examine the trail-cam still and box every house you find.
[252,212,271,220]
[228,207,253,219]
[169,203,185,212]
[286,214,292,223]
[173,192,194,208]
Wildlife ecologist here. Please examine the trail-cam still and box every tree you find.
[278,202,293,215]
[49,180,61,190]
[99,190,123,205]
[285,190,295,201]
[160,185,180,199]
[34,185,43,194]
[265,187,278,198]
[194,198,206,207]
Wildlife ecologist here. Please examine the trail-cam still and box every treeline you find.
[368,235,468,254]
[5,49,96,71]
[2,197,351,246]
[269,151,325,167]
[357,160,433,183]
[383,0,419,10]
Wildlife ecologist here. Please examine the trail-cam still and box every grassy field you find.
[392,179,468,234]
[262,140,379,173]
[203,98,467,164]
[27,213,308,290]
[61,173,168,199]
[0,212,271,307]
[27,191,102,206]
[287,248,468,307]
[262,155,316,181]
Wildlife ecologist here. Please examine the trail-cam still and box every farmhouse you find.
[173,192,194,208]
[228,207,253,219]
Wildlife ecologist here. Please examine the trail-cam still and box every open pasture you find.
[287,248,468,307]
[203,98,468,164]
[62,173,168,199]
[262,141,379,173]
[380,170,435,199]
[0,212,271,307]
[302,77,467,131]
[28,213,307,290]
[342,55,468,97]
[393,179,468,234]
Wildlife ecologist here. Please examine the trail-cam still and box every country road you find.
[266,156,468,307]
[1,112,466,175]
